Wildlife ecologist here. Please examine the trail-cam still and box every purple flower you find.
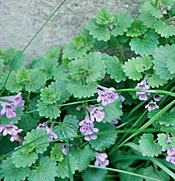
[0,102,16,119]
[60,143,72,155]
[37,122,58,141]
[94,152,109,167]
[2,92,25,108]
[153,94,163,102]
[79,113,99,141]
[88,106,105,122]
[145,100,159,112]
[135,80,150,101]
[166,148,175,165]
[97,85,120,106]
[0,122,22,142]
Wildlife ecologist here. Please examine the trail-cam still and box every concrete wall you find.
[0,0,140,59]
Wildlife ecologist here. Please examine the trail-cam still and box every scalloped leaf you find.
[28,157,57,181]
[16,67,31,85]
[96,8,114,25]
[153,45,175,80]
[0,157,30,181]
[53,115,79,140]
[70,145,95,172]
[40,87,60,105]
[122,58,143,80]
[82,167,107,181]
[141,2,163,19]
[50,144,64,162]
[102,54,126,82]
[37,100,61,119]
[67,79,97,98]
[158,109,175,127]
[89,123,117,151]
[102,99,123,123]
[126,19,147,37]
[2,48,26,71]
[56,154,78,178]
[111,13,133,36]
[85,18,111,41]
[129,30,159,55]
[157,133,175,149]
[68,53,106,84]
[12,148,38,168]
[25,69,47,92]
[0,106,24,124]
[5,71,23,93]
[54,65,68,81]
[49,80,71,104]
[63,30,94,60]
[147,73,168,88]
[139,133,162,157]
[44,46,60,61]
[22,128,49,154]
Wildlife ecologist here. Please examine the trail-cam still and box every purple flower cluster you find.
[145,94,163,112]
[165,147,175,165]
[0,122,23,142]
[97,85,124,106]
[37,122,58,141]
[94,152,109,167]
[0,92,25,119]
[79,113,99,141]
[135,80,150,101]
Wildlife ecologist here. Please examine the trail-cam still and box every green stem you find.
[109,99,175,155]
[0,0,66,96]
[88,165,161,181]
[115,38,125,64]
[61,99,96,106]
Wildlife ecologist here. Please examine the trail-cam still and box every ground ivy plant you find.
[1,0,175,180]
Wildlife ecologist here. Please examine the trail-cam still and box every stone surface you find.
[0,0,140,59]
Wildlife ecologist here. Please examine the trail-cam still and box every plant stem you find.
[115,38,125,64]
[61,99,96,106]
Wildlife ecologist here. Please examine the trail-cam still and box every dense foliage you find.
[1,0,175,180]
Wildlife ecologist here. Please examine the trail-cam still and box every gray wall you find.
[0,0,139,59]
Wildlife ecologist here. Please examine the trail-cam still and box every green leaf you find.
[0,106,24,124]
[82,167,107,181]
[102,54,126,82]
[122,58,143,80]
[102,99,123,123]
[37,100,61,119]
[141,166,170,181]
[157,109,175,127]
[44,46,60,61]
[157,133,175,149]
[50,144,64,162]
[5,71,23,93]
[0,157,30,181]
[49,80,71,104]
[153,45,175,80]
[40,87,60,104]
[56,154,78,178]
[68,52,106,84]
[67,79,97,98]
[16,67,31,85]
[2,48,26,71]
[22,128,49,154]
[139,133,162,157]
[135,56,152,72]
[53,115,79,140]
[85,18,111,41]
[54,65,68,81]
[89,123,117,151]
[18,114,40,132]
[129,30,159,55]
[28,157,57,181]
[25,69,47,92]
[96,8,114,25]
[63,30,94,60]
[111,13,133,36]
[70,145,95,172]
[147,73,168,88]
[141,2,163,19]
[126,19,147,37]
[12,148,38,167]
